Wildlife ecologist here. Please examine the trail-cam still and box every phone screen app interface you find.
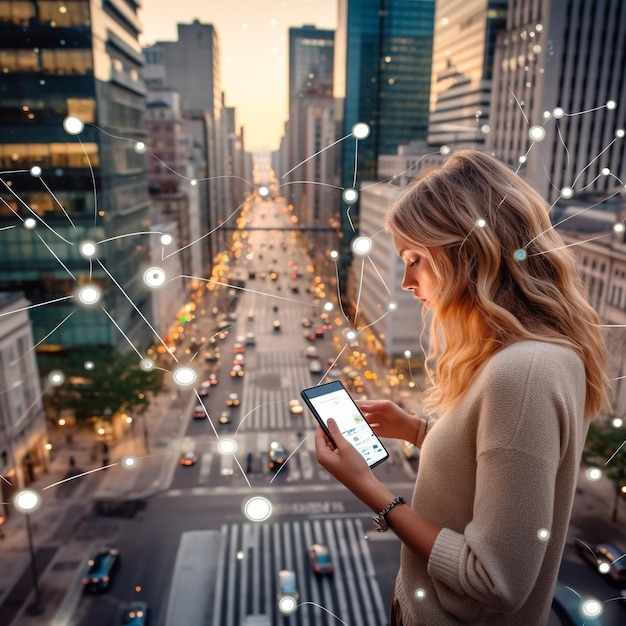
[309,388,387,465]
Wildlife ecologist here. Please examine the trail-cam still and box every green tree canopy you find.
[40,346,164,423]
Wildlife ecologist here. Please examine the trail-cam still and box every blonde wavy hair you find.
[385,149,612,419]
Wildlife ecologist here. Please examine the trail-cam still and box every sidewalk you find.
[0,386,194,626]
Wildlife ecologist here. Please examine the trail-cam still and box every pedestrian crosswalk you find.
[212,518,388,626]
[238,350,323,431]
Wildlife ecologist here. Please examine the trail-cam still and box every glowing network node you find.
[143,266,167,288]
[139,358,154,371]
[190,179,197,186]
[84,360,94,370]
[404,350,412,358]
[48,369,65,386]
[24,217,37,230]
[560,187,574,199]
[388,301,398,311]
[343,328,358,342]
[134,141,147,153]
[243,496,272,522]
[616,129,625,138]
[236,551,244,560]
[77,284,101,306]
[582,598,603,617]
[30,166,42,177]
[552,107,565,119]
[585,467,602,481]
[343,188,359,204]
[440,145,451,155]
[528,126,546,142]
[323,302,334,312]
[606,100,617,110]
[278,596,297,615]
[63,115,84,135]
[480,124,490,134]
[414,588,426,600]
[79,240,98,259]
[259,186,269,197]
[160,233,172,246]
[518,155,527,164]
[329,250,339,261]
[601,167,610,176]
[542,110,552,120]
[172,366,196,387]
[121,455,137,469]
[514,249,527,261]
[218,439,237,455]
[537,528,550,541]
[14,489,41,513]
[476,218,486,228]
[352,236,372,255]
[597,562,611,575]
[612,416,623,427]
[352,122,370,140]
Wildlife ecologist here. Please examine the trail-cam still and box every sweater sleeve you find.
[425,343,583,619]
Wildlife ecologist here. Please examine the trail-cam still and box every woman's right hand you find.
[355,398,421,443]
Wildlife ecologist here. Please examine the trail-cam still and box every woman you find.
[315,150,612,625]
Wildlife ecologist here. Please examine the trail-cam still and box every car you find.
[198,382,211,397]
[119,601,149,625]
[288,399,304,415]
[180,450,197,466]
[268,441,287,471]
[574,538,626,585]
[309,360,323,375]
[204,351,219,363]
[245,332,256,346]
[219,410,232,425]
[192,404,206,419]
[551,581,607,625]
[227,392,240,407]
[230,364,244,378]
[233,342,245,354]
[273,320,281,332]
[305,346,319,359]
[208,373,218,385]
[314,328,324,338]
[82,547,120,592]
[308,543,334,575]
[277,570,299,615]
[303,330,316,342]
[233,353,245,365]
[302,318,312,328]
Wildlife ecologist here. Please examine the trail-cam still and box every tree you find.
[582,416,626,523]
[40,347,164,424]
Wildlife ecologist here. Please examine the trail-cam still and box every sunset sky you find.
[139,0,337,151]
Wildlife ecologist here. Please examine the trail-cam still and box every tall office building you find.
[284,25,335,215]
[333,0,436,275]
[143,21,231,264]
[428,0,508,148]
[488,0,626,202]
[0,0,152,350]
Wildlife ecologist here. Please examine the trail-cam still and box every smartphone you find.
[301,380,389,468]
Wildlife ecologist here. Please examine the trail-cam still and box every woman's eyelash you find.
[408,258,419,267]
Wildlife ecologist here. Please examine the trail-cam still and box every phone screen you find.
[301,381,389,468]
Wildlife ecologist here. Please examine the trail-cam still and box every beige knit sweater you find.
[394,340,588,625]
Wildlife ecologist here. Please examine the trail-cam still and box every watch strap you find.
[372,495,406,532]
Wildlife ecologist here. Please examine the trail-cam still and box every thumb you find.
[327,418,343,441]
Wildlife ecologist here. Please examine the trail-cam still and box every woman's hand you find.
[355,399,421,443]
[315,419,378,499]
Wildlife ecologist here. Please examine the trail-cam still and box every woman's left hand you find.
[315,418,375,497]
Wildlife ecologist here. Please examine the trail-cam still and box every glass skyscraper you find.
[0,0,152,350]
[334,0,436,269]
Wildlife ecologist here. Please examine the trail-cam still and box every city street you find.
[1,196,625,625]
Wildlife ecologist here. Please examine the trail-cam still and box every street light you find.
[14,489,44,614]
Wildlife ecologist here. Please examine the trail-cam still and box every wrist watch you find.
[371,495,406,532]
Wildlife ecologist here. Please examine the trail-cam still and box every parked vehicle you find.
[82,547,120,592]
